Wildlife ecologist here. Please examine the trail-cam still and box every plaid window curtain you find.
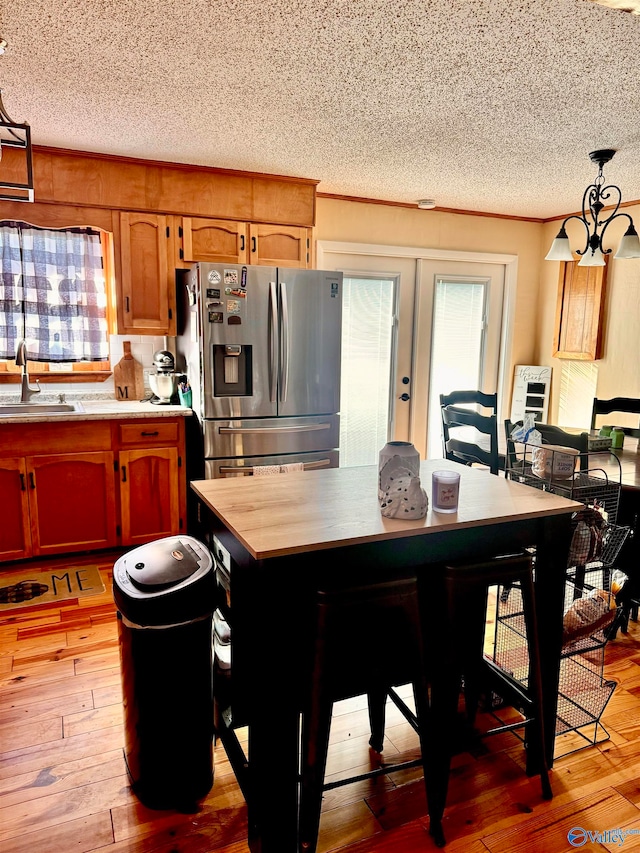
[0,221,109,362]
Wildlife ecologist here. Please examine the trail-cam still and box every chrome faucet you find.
[15,339,41,402]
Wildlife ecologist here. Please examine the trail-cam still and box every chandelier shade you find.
[545,149,640,264]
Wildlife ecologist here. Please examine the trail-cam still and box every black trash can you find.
[113,535,216,810]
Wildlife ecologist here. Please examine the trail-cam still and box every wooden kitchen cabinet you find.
[119,448,180,545]
[117,212,177,335]
[27,452,118,557]
[178,217,249,266]
[177,217,311,268]
[0,457,32,561]
[0,445,117,559]
[0,416,187,563]
[116,418,185,547]
[248,223,310,267]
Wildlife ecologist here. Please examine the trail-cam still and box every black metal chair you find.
[590,397,640,439]
[440,389,498,411]
[423,552,552,845]
[441,404,500,475]
[298,575,438,853]
[365,552,553,848]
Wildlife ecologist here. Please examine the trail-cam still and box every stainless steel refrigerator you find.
[176,262,343,477]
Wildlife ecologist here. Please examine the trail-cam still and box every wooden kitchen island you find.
[191,460,581,853]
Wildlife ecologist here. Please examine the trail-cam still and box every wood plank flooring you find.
[3,552,640,852]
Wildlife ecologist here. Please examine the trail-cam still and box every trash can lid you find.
[122,537,205,590]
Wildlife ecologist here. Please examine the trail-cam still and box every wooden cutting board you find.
[113,341,145,401]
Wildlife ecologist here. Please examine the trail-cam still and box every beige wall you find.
[536,204,640,423]
[315,196,545,408]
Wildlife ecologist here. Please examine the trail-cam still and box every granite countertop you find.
[0,398,193,424]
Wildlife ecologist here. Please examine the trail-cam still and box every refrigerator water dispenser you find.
[212,344,252,397]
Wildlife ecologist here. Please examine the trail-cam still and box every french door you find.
[415,259,505,459]
[319,244,511,465]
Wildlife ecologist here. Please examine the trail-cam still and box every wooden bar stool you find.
[424,552,552,845]
[298,574,436,853]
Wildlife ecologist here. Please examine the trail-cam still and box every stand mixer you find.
[149,350,179,404]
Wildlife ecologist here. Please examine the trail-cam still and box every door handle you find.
[279,281,290,403]
[219,423,330,435]
[29,472,36,489]
[269,281,278,403]
[121,465,127,483]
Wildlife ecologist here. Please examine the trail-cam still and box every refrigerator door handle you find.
[279,280,290,402]
[219,423,331,435]
[218,458,333,475]
[268,281,278,403]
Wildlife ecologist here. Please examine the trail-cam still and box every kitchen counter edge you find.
[0,401,193,424]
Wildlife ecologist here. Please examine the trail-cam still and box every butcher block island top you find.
[191,459,582,560]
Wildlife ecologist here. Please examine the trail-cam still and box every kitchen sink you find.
[0,402,85,416]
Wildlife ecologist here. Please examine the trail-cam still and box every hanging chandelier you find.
[545,149,640,267]
[0,38,34,203]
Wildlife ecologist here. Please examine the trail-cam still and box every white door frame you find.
[317,241,519,430]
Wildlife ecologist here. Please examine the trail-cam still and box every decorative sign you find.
[510,365,551,423]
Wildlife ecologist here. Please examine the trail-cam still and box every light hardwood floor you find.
[2,553,640,853]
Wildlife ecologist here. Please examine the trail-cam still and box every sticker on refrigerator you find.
[209,311,223,323]
[206,288,220,298]
[330,281,340,298]
[226,299,241,314]
[224,269,239,286]
[225,287,246,299]
[208,270,221,285]
[241,266,247,289]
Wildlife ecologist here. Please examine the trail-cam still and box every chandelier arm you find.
[564,211,593,257]
[597,185,623,225]
[599,211,634,251]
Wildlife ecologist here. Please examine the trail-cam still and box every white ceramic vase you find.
[378,441,420,500]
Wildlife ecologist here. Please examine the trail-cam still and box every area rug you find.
[0,565,105,611]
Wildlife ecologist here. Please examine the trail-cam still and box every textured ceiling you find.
[1,0,640,219]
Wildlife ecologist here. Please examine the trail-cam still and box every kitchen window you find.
[0,221,114,382]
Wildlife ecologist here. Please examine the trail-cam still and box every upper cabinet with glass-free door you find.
[177,217,311,269]
[117,212,177,335]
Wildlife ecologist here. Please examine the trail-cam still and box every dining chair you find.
[504,419,590,475]
[590,397,640,438]
[440,389,498,412]
[441,404,500,475]
[365,551,553,848]
[298,575,438,851]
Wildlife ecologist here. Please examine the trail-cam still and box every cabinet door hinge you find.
[168,308,173,320]
[116,524,121,537]
[178,456,182,467]
[179,517,184,529]
[166,226,170,238]
[114,460,119,472]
